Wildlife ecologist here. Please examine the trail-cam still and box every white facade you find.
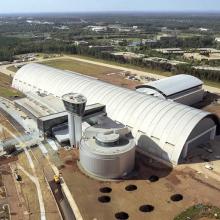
[136,74,204,106]
[80,125,136,179]
[12,64,219,165]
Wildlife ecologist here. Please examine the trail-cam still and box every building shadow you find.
[121,135,173,180]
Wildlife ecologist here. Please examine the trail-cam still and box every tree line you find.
[1,35,220,82]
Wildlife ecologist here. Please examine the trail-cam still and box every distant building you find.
[143,57,186,66]
[110,39,127,46]
[118,28,131,32]
[108,25,139,32]
[196,48,220,53]
[108,24,121,30]
[157,34,177,42]
[55,25,70,30]
[74,41,89,46]
[161,27,168,32]
[142,39,158,47]
[26,20,54,25]
[194,66,220,71]
[128,41,142,47]
[154,48,184,55]
[199,27,209,32]
[215,37,220,43]
[112,52,145,60]
[86,26,107,32]
[0,61,11,66]
[89,45,114,51]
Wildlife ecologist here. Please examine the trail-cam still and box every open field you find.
[0,111,21,140]
[42,58,120,76]
[0,72,24,99]
[69,54,173,77]
[16,149,61,220]
[16,152,40,220]
[0,164,26,220]
[44,55,220,89]
[31,148,61,220]
[174,204,220,220]
[42,58,141,89]
[70,55,220,89]
[204,80,220,90]
[0,114,18,139]
[7,66,18,73]
[4,54,220,90]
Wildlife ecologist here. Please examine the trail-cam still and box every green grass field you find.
[69,54,220,88]
[0,72,24,98]
[41,58,120,77]
[204,80,220,89]
[7,65,18,73]
[174,204,220,220]
[7,54,220,89]
[69,54,173,77]
[41,58,141,89]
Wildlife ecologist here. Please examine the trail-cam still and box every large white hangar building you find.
[12,64,219,165]
[136,74,204,106]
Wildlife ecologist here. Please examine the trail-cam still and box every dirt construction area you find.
[56,148,220,220]
[0,148,61,220]
[0,164,26,220]
[11,148,62,220]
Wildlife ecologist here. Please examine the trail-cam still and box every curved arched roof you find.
[136,74,203,97]
[12,64,218,164]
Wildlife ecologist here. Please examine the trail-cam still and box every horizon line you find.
[1,10,220,15]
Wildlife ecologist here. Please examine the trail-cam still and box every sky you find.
[0,0,220,14]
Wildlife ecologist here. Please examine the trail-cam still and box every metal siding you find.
[173,89,204,106]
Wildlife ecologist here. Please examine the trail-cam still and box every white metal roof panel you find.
[141,74,203,97]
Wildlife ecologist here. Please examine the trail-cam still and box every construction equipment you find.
[14,168,22,181]
[53,174,60,184]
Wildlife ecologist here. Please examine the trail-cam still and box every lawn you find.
[41,58,120,77]
[41,58,140,89]
[69,54,220,88]
[7,65,18,73]
[69,54,173,77]
[174,204,220,220]
[9,53,220,89]
[204,80,220,89]
[0,72,24,99]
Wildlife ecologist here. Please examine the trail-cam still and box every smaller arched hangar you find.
[136,74,205,106]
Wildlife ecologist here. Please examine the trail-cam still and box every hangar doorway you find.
[181,126,216,161]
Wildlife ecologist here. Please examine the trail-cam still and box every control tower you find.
[62,93,87,148]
